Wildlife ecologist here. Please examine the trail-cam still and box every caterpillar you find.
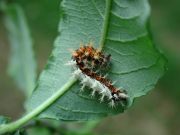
[67,43,128,107]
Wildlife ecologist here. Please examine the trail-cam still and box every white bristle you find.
[65,60,77,66]
[72,69,82,78]
[109,100,115,108]
[68,59,128,108]
[99,94,105,103]
[81,76,89,84]
[103,74,108,78]
[90,89,96,97]
[91,81,98,90]
[119,93,129,98]
[112,81,117,85]
[80,84,86,92]
[99,87,106,94]
[108,95,113,100]
[114,94,118,99]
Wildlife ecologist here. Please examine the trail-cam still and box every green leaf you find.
[27,0,166,120]
[4,4,37,97]
[0,116,10,125]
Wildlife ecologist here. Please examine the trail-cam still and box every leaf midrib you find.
[99,0,112,50]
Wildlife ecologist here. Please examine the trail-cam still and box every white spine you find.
[67,60,127,108]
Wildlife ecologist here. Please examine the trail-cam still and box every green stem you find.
[0,78,77,134]
[99,0,112,51]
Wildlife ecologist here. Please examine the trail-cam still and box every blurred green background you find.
[0,0,180,135]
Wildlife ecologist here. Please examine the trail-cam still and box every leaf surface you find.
[27,0,166,120]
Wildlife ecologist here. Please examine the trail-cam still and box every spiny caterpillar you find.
[67,43,128,107]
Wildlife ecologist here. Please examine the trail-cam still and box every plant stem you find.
[0,78,77,134]
[99,0,112,51]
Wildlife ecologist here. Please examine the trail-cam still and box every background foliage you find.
[0,0,179,135]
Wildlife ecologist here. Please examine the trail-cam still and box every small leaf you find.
[4,4,37,97]
[27,0,166,120]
